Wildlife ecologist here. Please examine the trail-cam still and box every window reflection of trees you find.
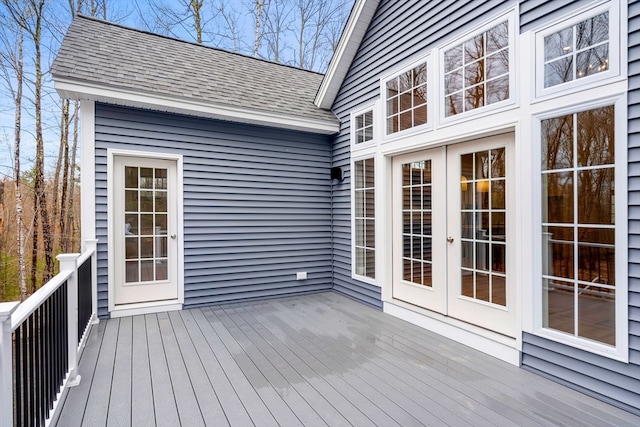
[541,105,615,346]
[386,63,428,134]
[444,21,509,117]
[543,12,609,88]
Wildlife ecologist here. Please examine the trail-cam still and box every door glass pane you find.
[123,165,170,283]
[125,167,138,188]
[402,160,433,287]
[459,148,507,306]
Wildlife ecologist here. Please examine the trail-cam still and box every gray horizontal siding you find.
[94,103,332,317]
[520,0,588,32]
[520,0,640,416]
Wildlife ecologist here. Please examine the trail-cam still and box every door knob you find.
[171,234,177,239]
[447,236,454,243]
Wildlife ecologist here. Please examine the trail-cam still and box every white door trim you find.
[107,149,185,315]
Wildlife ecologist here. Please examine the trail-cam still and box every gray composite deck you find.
[56,291,640,427]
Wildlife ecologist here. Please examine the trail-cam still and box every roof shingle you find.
[51,15,337,124]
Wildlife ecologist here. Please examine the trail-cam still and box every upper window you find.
[385,62,428,135]
[541,105,617,347]
[443,20,510,118]
[543,13,609,88]
[535,3,620,98]
[355,110,374,144]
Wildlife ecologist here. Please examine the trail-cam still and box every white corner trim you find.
[80,100,96,243]
[54,79,339,135]
[315,0,381,109]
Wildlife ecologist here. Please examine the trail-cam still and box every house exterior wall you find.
[94,103,332,318]
[520,0,640,415]
[330,0,639,415]
[330,0,513,308]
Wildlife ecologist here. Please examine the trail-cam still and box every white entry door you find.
[392,134,516,337]
[113,156,179,305]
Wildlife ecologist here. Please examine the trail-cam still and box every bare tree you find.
[137,0,216,45]
[0,11,28,300]
[260,0,292,63]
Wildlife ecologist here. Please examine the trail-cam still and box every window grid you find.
[444,21,510,117]
[541,105,616,346]
[543,12,609,89]
[354,110,374,144]
[401,161,433,287]
[460,149,507,306]
[386,63,428,134]
[124,166,169,284]
[354,159,375,279]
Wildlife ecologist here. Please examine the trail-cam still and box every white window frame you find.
[351,154,377,285]
[534,1,621,100]
[532,95,628,362]
[380,53,432,141]
[350,103,377,151]
[437,10,517,126]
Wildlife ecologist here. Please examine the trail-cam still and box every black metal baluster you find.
[62,283,69,387]
[35,307,42,426]
[28,313,35,427]
[14,325,22,426]
[43,297,50,420]
[21,319,28,427]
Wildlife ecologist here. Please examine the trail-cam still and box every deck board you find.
[56,291,640,427]
[81,318,119,427]
[131,315,155,427]
[145,313,181,427]
[56,319,106,426]
[106,316,132,427]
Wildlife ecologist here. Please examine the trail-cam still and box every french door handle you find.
[447,236,454,243]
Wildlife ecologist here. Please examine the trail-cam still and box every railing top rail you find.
[11,269,73,331]
[10,246,94,331]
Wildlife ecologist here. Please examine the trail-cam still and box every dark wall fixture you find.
[330,166,343,181]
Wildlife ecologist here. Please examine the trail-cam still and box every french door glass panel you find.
[459,148,507,306]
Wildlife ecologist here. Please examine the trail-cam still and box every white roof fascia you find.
[55,78,340,135]
[314,0,380,110]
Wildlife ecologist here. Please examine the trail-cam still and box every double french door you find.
[392,134,516,337]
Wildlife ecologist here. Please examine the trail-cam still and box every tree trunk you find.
[31,0,54,283]
[190,0,203,44]
[253,0,263,57]
[14,31,27,301]
[59,101,70,253]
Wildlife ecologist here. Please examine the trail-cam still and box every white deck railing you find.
[0,239,98,427]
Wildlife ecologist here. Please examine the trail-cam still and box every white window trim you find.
[437,9,518,127]
[106,149,185,315]
[351,154,378,286]
[350,103,377,151]
[531,94,628,362]
[380,53,433,142]
[534,1,621,101]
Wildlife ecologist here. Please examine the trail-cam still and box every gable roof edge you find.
[55,78,339,135]
[314,0,380,110]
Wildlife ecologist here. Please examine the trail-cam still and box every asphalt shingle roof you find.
[51,15,337,124]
